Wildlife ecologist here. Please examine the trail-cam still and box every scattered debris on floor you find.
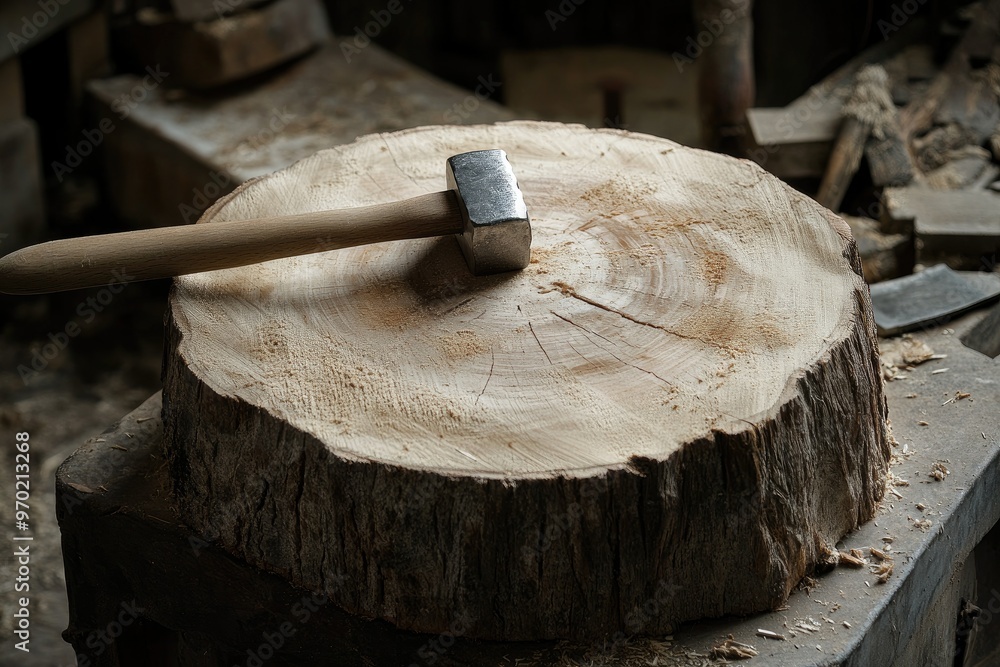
[941,391,971,405]
[929,461,950,481]
[837,550,867,568]
[709,636,758,660]
[871,561,895,585]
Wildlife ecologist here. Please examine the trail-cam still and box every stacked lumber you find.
[747,0,1000,281]
[115,0,329,89]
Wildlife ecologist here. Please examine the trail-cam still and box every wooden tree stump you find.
[162,120,890,641]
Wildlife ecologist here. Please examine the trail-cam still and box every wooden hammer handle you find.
[0,192,461,295]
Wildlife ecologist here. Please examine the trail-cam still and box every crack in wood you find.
[528,320,553,365]
[551,281,731,352]
[476,349,496,405]
[552,311,674,387]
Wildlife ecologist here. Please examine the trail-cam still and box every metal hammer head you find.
[446,149,531,276]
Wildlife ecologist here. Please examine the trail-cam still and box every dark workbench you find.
[55,308,1000,666]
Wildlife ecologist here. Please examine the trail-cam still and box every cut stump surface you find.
[163,120,890,641]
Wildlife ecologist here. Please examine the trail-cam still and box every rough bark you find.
[162,120,890,641]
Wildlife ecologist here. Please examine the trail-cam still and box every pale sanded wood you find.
[0,192,459,294]
[163,120,889,641]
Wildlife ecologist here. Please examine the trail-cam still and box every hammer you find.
[0,150,531,295]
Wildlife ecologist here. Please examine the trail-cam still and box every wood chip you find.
[917,420,929,426]
[110,444,129,452]
[899,338,936,365]
[843,621,852,629]
[942,391,971,405]
[838,550,867,568]
[870,547,891,561]
[756,629,786,640]
[931,368,949,374]
[929,462,949,480]
[871,561,894,584]
[710,636,758,660]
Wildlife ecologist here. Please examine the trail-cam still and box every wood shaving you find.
[931,368,949,375]
[837,550,867,568]
[870,547,891,561]
[912,518,932,531]
[917,421,929,426]
[899,337,935,365]
[564,637,712,667]
[795,619,823,633]
[889,473,910,486]
[882,366,904,381]
[871,561,894,584]
[710,636,757,660]
[929,462,949,480]
[756,628,785,640]
[942,391,971,405]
